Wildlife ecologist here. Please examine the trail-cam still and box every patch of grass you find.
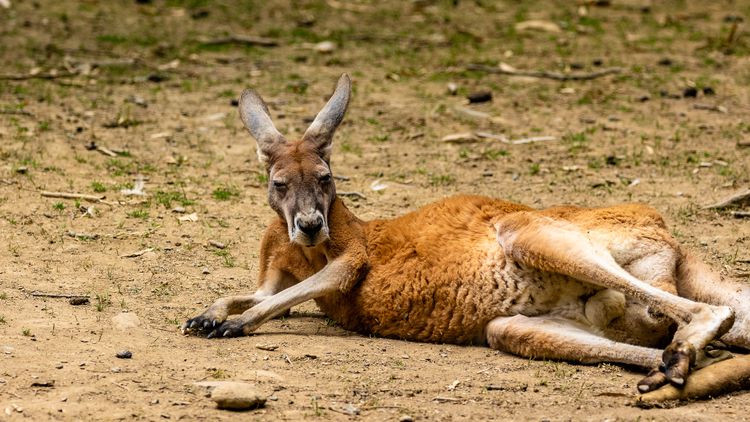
[208,368,229,379]
[214,250,235,268]
[212,185,240,201]
[127,209,149,219]
[52,202,65,211]
[95,293,111,312]
[153,190,194,208]
[562,131,589,154]
[340,140,362,155]
[529,163,541,175]
[91,181,107,193]
[0,315,5,324]
[22,328,32,336]
[482,149,509,160]
[429,174,456,186]
[0,292,7,300]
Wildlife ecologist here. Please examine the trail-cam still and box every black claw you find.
[223,330,230,337]
[213,320,218,327]
[203,320,211,329]
[189,320,198,329]
[207,329,218,339]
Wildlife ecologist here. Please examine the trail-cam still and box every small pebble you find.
[657,57,673,66]
[399,415,414,422]
[69,297,89,306]
[446,82,458,95]
[467,90,492,103]
[116,350,133,359]
[15,166,28,174]
[592,58,603,66]
[702,87,715,96]
[314,41,336,54]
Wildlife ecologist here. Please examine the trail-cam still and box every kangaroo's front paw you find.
[181,310,227,336]
[206,318,255,339]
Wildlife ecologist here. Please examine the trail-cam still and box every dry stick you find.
[31,291,89,300]
[0,109,33,116]
[208,240,226,249]
[120,248,154,258]
[0,71,77,81]
[704,188,750,210]
[467,64,623,81]
[41,191,116,206]
[199,35,278,47]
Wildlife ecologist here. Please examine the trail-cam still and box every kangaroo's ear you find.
[239,89,285,165]
[302,74,351,161]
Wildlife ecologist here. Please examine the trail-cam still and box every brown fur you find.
[184,74,750,400]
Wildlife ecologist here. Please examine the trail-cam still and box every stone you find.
[197,381,266,410]
[111,312,140,331]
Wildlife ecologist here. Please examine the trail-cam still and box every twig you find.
[41,191,116,206]
[66,230,100,240]
[333,175,351,181]
[0,71,77,81]
[199,35,278,47]
[732,211,750,219]
[338,191,366,199]
[0,109,33,116]
[326,0,372,12]
[693,103,728,113]
[31,291,89,300]
[95,145,117,157]
[467,63,623,81]
[120,248,154,258]
[510,136,556,145]
[432,396,463,403]
[704,189,750,210]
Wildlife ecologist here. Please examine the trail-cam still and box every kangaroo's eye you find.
[272,180,287,190]
[319,174,332,184]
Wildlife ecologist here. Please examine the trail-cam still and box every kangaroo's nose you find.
[297,217,323,237]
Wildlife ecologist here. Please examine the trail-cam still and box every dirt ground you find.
[1,0,749,420]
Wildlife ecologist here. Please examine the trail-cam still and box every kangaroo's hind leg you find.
[676,251,750,349]
[495,212,734,390]
[486,314,661,368]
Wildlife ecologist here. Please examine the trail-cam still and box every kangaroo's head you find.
[238,74,351,247]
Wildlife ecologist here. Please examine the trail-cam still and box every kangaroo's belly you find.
[317,238,598,345]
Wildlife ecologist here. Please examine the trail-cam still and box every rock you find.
[202,267,211,275]
[737,140,750,148]
[15,166,27,174]
[657,57,672,66]
[69,297,89,306]
[31,379,55,388]
[467,90,492,103]
[111,312,141,331]
[196,381,266,410]
[399,415,414,422]
[683,87,698,98]
[314,41,336,54]
[446,82,458,95]
[514,20,561,33]
[116,350,133,359]
[702,87,715,96]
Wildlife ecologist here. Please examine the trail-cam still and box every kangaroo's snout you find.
[293,210,328,246]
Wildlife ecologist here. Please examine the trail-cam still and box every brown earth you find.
[1,0,749,420]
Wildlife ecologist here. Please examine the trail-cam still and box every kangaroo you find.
[183,74,750,396]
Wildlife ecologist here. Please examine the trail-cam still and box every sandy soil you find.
[1,0,749,420]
